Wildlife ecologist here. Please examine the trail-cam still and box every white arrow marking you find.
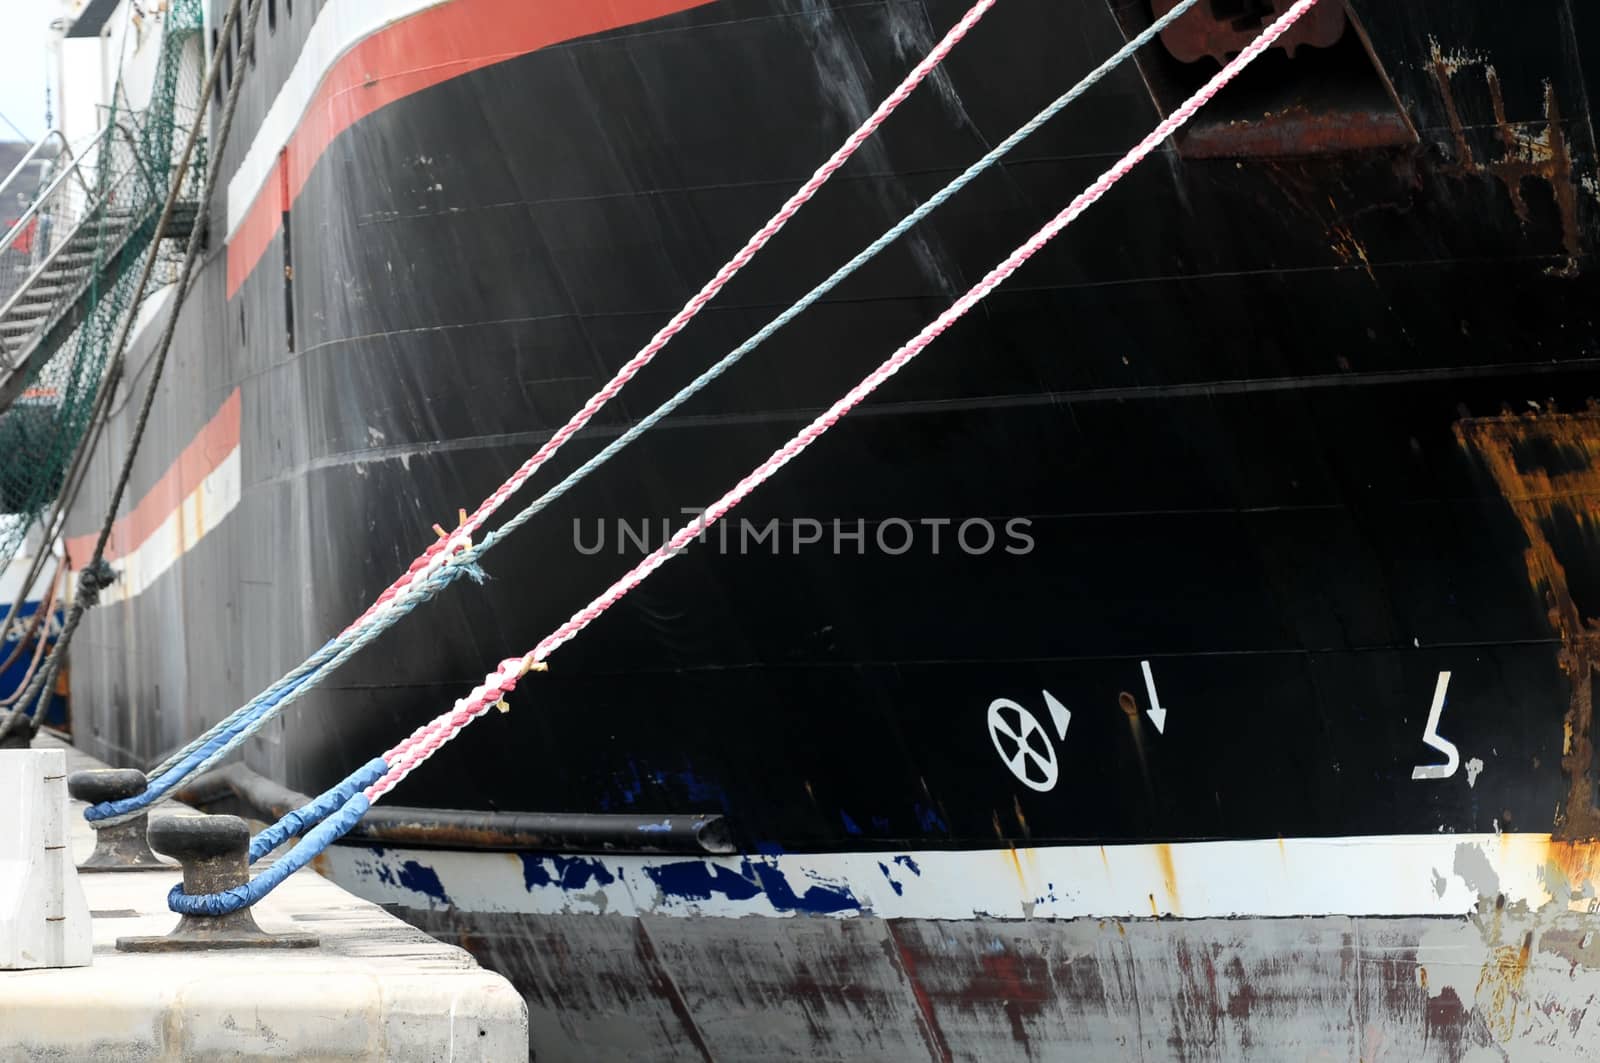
[1042,689,1071,741]
[1410,671,1460,781]
[1140,660,1167,734]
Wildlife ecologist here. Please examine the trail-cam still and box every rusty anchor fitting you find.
[115,813,317,952]
[67,769,167,871]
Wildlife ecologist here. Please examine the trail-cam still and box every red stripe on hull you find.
[67,388,241,564]
[225,0,713,297]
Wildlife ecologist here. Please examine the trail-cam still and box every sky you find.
[0,0,55,143]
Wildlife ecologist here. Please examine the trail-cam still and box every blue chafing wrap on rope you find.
[167,786,378,917]
[83,554,482,827]
[81,636,341,822]
[246,757,387,863]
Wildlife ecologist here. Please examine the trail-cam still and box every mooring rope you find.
[168,0,1325,916]
[91,0,999,827]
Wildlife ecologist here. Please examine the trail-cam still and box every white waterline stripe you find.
[98,448,242,606]
[319,831,1581,920]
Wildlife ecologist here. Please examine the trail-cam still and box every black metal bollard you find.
[115,813,317,952]
[67,769,167,871]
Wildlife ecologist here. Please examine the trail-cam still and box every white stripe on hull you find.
[317,831,1581,920]
[101,447,241,606]
[226,0,448,237]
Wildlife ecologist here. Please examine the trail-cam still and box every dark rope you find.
[0,0,261,743]
[73,560,118,610]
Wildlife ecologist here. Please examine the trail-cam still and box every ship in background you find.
[0,125,73,731]
[0,538,68,731]
[8,0,1600,1057]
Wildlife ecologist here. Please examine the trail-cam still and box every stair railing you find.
[0,131,76,213]
[0,122,148,371]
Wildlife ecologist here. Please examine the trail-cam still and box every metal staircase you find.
[0,0,205,569]
[0,122,196,413]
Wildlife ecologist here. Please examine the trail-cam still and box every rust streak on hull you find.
[1458,411,1600,838]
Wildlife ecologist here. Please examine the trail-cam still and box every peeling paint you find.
[372,857,450,908]
[520,853,616,893]
[1453,841,1502,902]
[1428,41,1584,273]
[326,833,1600,922]
[642,861,761,905]
[1542,839,1600,904]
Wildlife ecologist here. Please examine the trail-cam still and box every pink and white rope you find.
[340,0,999,637]
[365,0,1323,803]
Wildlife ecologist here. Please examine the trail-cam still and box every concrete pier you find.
[1,737,527,1060]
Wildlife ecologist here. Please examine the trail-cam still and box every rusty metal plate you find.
[1154,0,1348,64]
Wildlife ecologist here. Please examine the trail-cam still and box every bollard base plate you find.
[79,849,169,873]
[116,907,317,952]
[116,927,318,952]
[78,816,169,873]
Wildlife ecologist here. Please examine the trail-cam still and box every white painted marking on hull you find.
[1042,688,1070,741]
[986,698,1057,792]
[1411,671,1461,780]
[1140,659,1166,734]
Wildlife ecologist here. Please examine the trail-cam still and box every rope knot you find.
[432,507,473,553]
[76,560,119,609]
[427,507,488,585]
[430,506,486,583]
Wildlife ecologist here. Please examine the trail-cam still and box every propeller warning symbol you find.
[987,694,1069,793]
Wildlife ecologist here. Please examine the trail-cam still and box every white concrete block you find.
[0,748,92,969]
[1,738,527,1059]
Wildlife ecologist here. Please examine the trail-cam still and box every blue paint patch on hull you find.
[642,858,861,914]
[914,803,948,834]
[599,758,730,813]
[746,860,860,914]
[643,861,762,902]
[521,854,618,892]
[396,860,451,906]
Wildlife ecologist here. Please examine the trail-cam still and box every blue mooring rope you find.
[126,0,1204,909]
[167,758,387,916]
[86,560,482,826]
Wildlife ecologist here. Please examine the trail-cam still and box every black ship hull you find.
[59,0,1600,1056]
